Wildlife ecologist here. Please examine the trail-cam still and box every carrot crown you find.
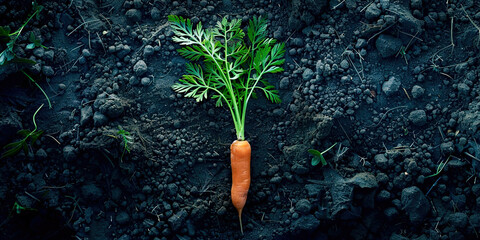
[168,15,285,140]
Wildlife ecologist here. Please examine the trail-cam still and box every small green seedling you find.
[0,1,51,109]
[26,32,47,50]
[0,1,43,65]
[308,143,338,167]
[1,104,44,159]
[3,201,38,224]
[12,201,37,214]
[106,126,133,161]
[398,46,408,64]
[425,156,451,178]
[111,126,133,161]
[5,201,38,223]
[117,127,132,161]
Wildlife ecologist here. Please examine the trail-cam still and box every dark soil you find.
[1,0,480,240]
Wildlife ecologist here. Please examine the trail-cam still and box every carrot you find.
[230,140,251,234]
[168,15,285,234]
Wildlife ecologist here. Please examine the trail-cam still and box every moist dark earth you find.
[1,0,480,239]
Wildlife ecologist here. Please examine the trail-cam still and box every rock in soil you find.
[401,186,430,224]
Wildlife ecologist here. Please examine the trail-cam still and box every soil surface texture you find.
[1,0,480,240]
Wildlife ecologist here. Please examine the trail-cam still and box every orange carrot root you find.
[230,140,251,234]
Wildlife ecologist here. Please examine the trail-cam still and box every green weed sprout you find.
[3,201,38,225]
[12,201,37,214]
[105,126,133,161]
[0,0,44,65]
[117,127,132,161]
[0,1,51,109]
[425,156,451,178]
[21,70,51,108]
[26,32,47,50]
[168,15,285,141]
[308,143,338,167]
[1,104,44,159]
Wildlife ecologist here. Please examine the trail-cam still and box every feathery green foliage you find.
[168,15,285,140]
[1,104,44,159]
[117,127,132,161]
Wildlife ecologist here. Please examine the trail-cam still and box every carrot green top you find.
[168,15,285,141]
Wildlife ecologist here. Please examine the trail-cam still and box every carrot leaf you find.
[168,15,285,140]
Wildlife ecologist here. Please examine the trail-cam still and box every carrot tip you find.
[238,210,244,235]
